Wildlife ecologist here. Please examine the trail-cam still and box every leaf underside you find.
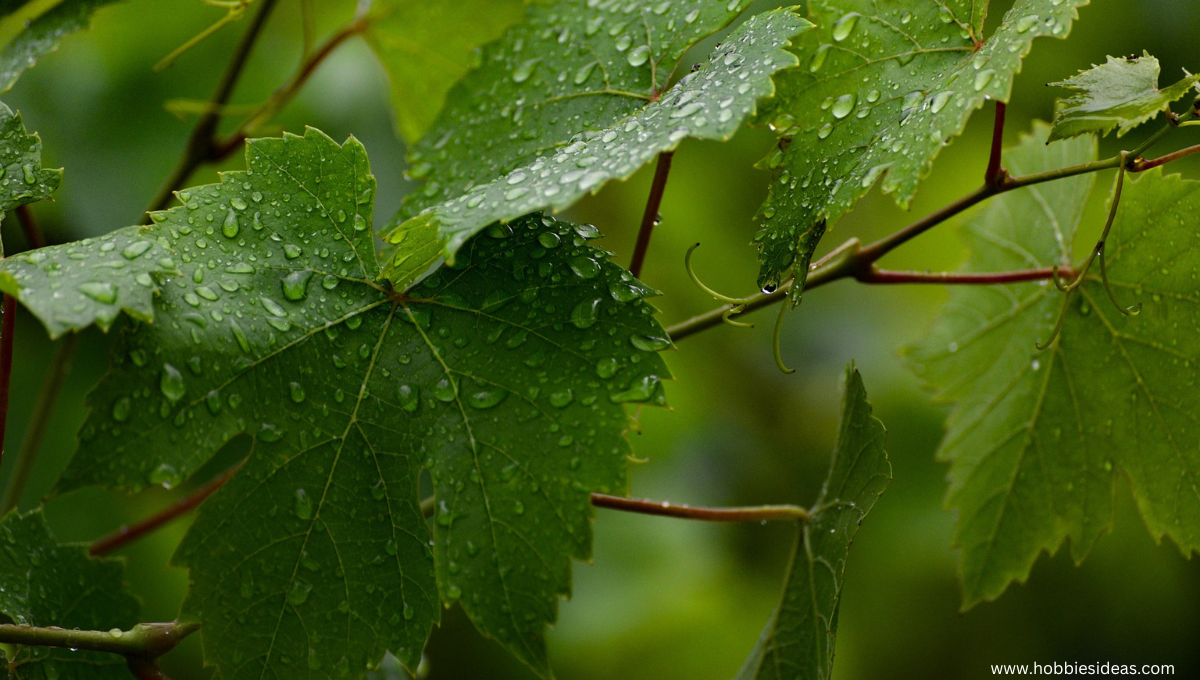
[52,128,671,679]
[0,0,120,94]
[1047,52,1200,141]
[0,510,140,680]
[735,366,890,680]
[907,122,1200,608]
[382,7,810,289]
[752,0,1090,297]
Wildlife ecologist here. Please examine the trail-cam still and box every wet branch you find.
[590,493,809,522]
[628,151,674,278]
[0,621,200,680]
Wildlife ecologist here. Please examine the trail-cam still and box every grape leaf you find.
[395,0,755,224]
[0,0,119,93]
[0,227,177,338]
[734,365,889,680]
[752,0,1089,296]
[51,128,671,678]
[1047,52,1200,142]
[381,8,810,289]
[906,122,1200,607]
[0,509,140,679]
[363,0,527,143]
[0,100,60,221]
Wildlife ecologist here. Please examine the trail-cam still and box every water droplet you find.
[289,382,306,403]
[1016,14,1039,32]
[284,244,302,259]
[433,379,456,402]
[574,62,597,84]
[222,210,240,238]
[78,281,117,304]
[571,298,602,328]
[930,91,955,113]
[595,357,618,379]
[537,232,561,249]
[831,93,856,119]
[627,45,650,67]
[512,58,537,83]
[818,123,833,139]
[294,488,313,520]
[112,397,131,422]
[630,334,670,351]
[160,363,186,403]
[832,12,860,41]
[282,270,313,301]
[973,69,995,91]
[809,44,831,72]
[468,388,507,410]
[569,257,600,279]
[287,579,312,605]
[549,389,573,408]
[122,241,153,260]
[610,375,662,404]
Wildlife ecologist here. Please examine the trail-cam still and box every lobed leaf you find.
[1047,52,1200,141]
[0,100,59,220]
[735,366,890,680]
[363,0,527,143]
[753,0,1089,297]
[394,0,755,229]
[0,509,140,680]
[55,128,671,679]
[382,8,810,289]
[0,0,120,94]
[907,122,1200,607]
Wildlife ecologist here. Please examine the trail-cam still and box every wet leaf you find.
[753,0,1089,296]
[0,509,140,680]
[735,365,890,680]
[54,128,671,679]
[364,0,527,143]
[394,0,755,230]
[0,0,119,93]
[381,8,810,289]
[906,122,1200,607]
[0,101,59,221]
[1048,52,1200,141]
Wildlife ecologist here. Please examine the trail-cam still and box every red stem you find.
[0,296,16,475]
[628,151,674,279]
[16,205,46,249]
[1131,142,1200,173]
[859,266,1066,285]
[985,101,1007,187]
[90,460,244,556]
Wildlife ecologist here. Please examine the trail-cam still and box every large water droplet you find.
[112,396,131,422]
[973,69,995,91]
[627,45,650,66]
[79,282,117,304]
[630,334,671,351]
[831,93,856,119]
[160,363,186,403]
[282,270,313,301]
[832,12,860,41]
[289,382,306,403]
[467,388,507,410]
[288,579,312,605]
[222,210,240,238]
[571,298,602,328]
[294,488,313,520]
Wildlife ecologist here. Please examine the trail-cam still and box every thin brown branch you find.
[0,295,16,475]
[590,492,809,522]
[90,460,245,556]
[15,205,46,249]
[1130,142,1200,173]
[985,101,1007,187]
[859,266,1066,285]
[628,151,674,278]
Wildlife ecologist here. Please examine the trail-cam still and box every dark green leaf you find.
[396,0,755,224]
[0,101,59,220]
[364,0,527,143]
[907,122,1200,607]
[753,0,1089,296]
[0,0,119,93]
[735,365,890,680]
[55,128,671,678]
[0,509,140,680]
[381,8,810,289]
[1048,52,1200,141]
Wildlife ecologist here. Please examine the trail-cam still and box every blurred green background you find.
[2,1,1199,678]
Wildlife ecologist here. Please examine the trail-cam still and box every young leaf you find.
[752,0,1089,296]
[382,8,810,288]
[54,128,671,678]
[396,0,755,224]
[1047,52,1200,141]
[906,122,1200,607]
[0,509,140,679]
[0,0,119,93]
[0,227,177,337]
[0,101,60,218]
[735,365,890,680]
[363,0,527,143]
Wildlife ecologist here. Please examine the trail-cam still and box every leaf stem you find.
[0,335,78,514]
[0,621,199,663]
[0,296,16,477]
[146,0,280,214]
[628,151,674,278]
[89,459,246,556]
[590,493,809,522]
[858,266,1067,285]
[15,205,45,249]
[985,101,1007,187]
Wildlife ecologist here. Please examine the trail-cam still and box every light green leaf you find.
[396,0,755,224]
[0,509,140,680]
[753,0,1089,296]
[1048,52,1200,141]
[0,0,119,94]
[381,8,809,289]
[906,122,1200,607]
[364,0,527,144]
[0,100,59,218]
[0,226,177,338]
[735,365,890,680]
[54,128,671,678]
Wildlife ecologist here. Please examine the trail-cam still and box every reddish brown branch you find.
[985,101,1007,187]
[90,460,244,556]
[15,205,46,249]
[1130,142,1200,173]
[859,266,1067,285]
[0,296,16,474]
[628,151,674,279]
[590,492,809,522]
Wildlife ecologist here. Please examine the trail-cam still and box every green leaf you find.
[363,0,527,143]
[906,122,1200,607]
[0,100,59,219]
[0,226,177,338]
[0,0,119,94]
[1047,52,1200,141]
[735,365,890,680]
[396,0,755,224]
[0,509,140,679]
[753,0,1089,296]
[55,128,671,678]
[381,8,810,289]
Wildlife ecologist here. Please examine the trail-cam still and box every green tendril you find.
[772,302,794,374]
[1099,247,1141,316]
[685,243,758,305]
[721,306,754,328]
